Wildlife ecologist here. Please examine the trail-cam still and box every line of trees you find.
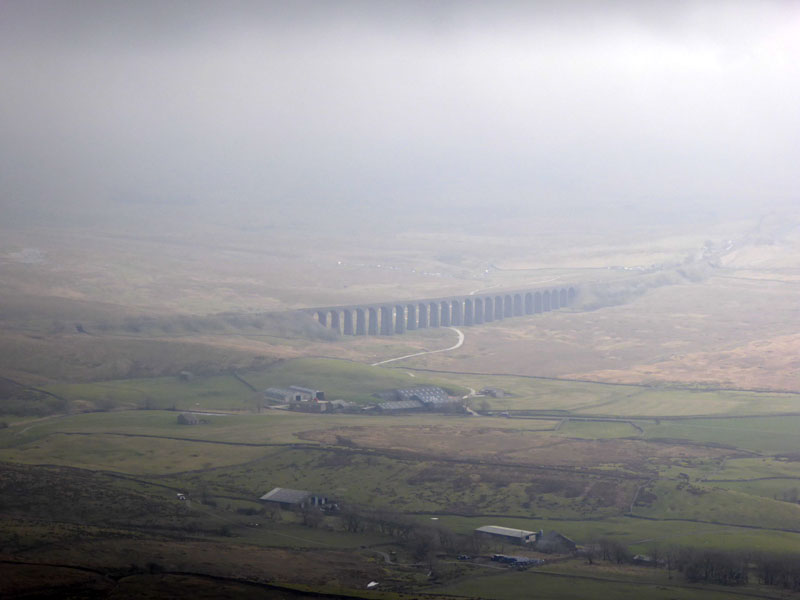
[292,503,800,592]
[753,553,800,591]
[586,537,800,590]
[303,503,800,592]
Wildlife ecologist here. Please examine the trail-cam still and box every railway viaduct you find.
[307,285,578,336]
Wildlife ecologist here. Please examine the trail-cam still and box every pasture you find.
[408,368,800,417]
[429,569,752,600]
[5,377,800,598]
[240,357,469,403]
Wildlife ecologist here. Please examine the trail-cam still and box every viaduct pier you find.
[306,285,578,336]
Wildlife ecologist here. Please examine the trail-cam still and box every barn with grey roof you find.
[373,386,456,410]
[259,487,330,509]
[475,525,539,544]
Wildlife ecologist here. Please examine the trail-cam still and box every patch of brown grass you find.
[574,332,800,392]
[409,276,800,392]
[301,425,731,470]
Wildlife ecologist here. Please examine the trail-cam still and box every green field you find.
[44,373,258,411]
[0,432,268,474]
[430,569,751,600]
[423,514,800,554]
[640,417,800,454]
[408,368,800,417]
[37,358,470,413]
[242,358,469,403]
[5,359,800,599]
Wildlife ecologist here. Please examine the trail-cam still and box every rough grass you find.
[0,432,268,474]
[0,329,278,385]
[632,479,800,531]
[412,369,800,417]
[640,416,800,454]
[555,420,640,438]
[44,373,258,412]
[407,274,800,393]
[2,410,542,449]
[712,456,800,480]
[299,423,730,472]
[156,446,634,519]
[3,390,800,594]
[710,479,800,503]
[0,462,193,530]
[428,514,800,554]
[428,568,744,600]
[0,410,321,449]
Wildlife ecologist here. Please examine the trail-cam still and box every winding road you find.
[370,327,464,367]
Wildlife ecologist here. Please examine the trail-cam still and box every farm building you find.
[288,401,325,413]
[264,385,325,403]
[376,399,424,412]
[289,385,325,401]
[480,387,508,398]
[535,530,576,554]
[290,399,356,413]
[176,413,207,425]
[264,387,295,402]
[373,386,456,410]
[259,487,330,509]
[327,399,355,412]
[475,525,539,544]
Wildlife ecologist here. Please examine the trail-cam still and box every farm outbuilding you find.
[475,525,539,544]
[264,385,325,403]
[177,413,207,425]
[535,530,576,554]
[264,387,294,402]
[289,385,325,401]
[377,399,424,412]
[373,386,456,410]
[259,487,330,509]
[327,399,355,412]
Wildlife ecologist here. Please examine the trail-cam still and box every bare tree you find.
[300,505,323,528]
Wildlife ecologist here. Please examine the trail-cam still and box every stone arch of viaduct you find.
[307,286,578,336]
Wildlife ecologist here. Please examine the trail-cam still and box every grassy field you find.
[44,373,259,411]
[1,410,564,449]
[34,357,470,413]
[640,417,800,454]
[428,567,760,600]
[405,271,800,393]
[0,432,269,474]
[4,406,800,536]
[4,391,800,598]
[409,368,800,417]
[427,513,800,554]
[3,306,800,598]
[0,410,334,448]
[631,479,800,530]
[241,357,469,403]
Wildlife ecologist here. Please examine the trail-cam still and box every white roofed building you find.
[259,487,329,509]
[475,525,539,544]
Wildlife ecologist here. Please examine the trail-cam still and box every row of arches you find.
[312,287,577,336]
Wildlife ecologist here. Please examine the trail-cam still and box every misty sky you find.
[1,1,798,228]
